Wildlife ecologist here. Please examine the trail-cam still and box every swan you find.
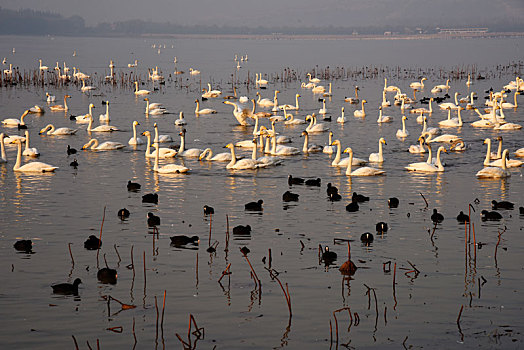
[345,86,360,104]
[87,115,119,132]
[256,73,269,86]
[493,119,522,130]
[422,131,461,144]
[152,141,190,174]
[279,94,300,110]
[80,79,96,93]
[141,131,177,158]
[4,135,25,144]
[251,138,282,166]
[99,101,110,122]
[396,116,409,138]
[466,74,472,87]
[38,59,48,71]
[399,96,412,111]
[410,77,427,89]
[195,99,217,115]
[439,92,460,110]
[307,73,320,84]
[75,103,95,123]
[144,98,168,115]
[449,139,467,151]
[323,132,335,154]
[82,138,125,151]
[46,92,56,103]
[369,137,386,163]
[318,99,327,114]
[337,107,348,124]
[514,148,524,158]
[422,116,441,136]
[28,105,44,114]
[199,148,233,162]
[305,114,329,133]
[225,143,261,170]
[13,140,57,172]
[323,83,333,97]
[177,129,203,157]
[312,85,326,94]
[268,120,291,143]
[409,135,426,153]
[272,91,281,112]
[202,83,222,98]
[476,149,511,178]
[438,107,463,127]
[189,68,200,75]
[330,140,367,166]
[301,131,323,153]
[301,82,316,89]
[256,92,275,108]
[384,78,400,92]
[284,111,306,125]
[128,121,144,145]
[128,60,138,68]
[431,79,450,93]
[465,92,477,109]
[483,138,522,167]
[344,148,385,176]
[377,106,392,123]
[0,133,7,163]
[2,110,30,127]
[22,131,40,157]
[381,89,391,107]
[134,81,150,95]
[353,99,367,117]
[223,100,250,125]
[39,124,78,135]
[490,136,503,159]
[499,91,520,109]
[411,98,433,114]
[153,123,173,143]
[175,111,187,126]
[270,134,299,156]
[49,95,71,111]
[406,146,446,172]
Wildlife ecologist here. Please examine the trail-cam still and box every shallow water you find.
[1,35,523,349]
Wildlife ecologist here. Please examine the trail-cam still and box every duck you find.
[82,138,125,151]
[51,278,82,295]
[282,191,299,202]
[49,95,71,111]
[345,86,360,104]
[481,210,503,221]
[141,131,177,158]
[87,114,120,132]
[353,99,367,117]
[2,110,30,127]
[405,146,446,172]
[377,106,393,123]
[134,81,150,95]
[174,111,187,126]
[127,180,141,191]
[142,193,158,204]
[492,200,514,210]
[388,197,399,208]
[431,209,444,223]
[195,99,217,115]
[336,107,348,124]
[177,128,203,157]
[128,121,144,145]
[396,116,409,138]
[476,149,511,179]
[147,212,161,227]
[12,139,58,172]
[344,148,385,176]
[22,131,40,157]
[245,199,263,211]
[369,137,386,163]
[301,131,323,153]
[330,140,367,166]
[84,235,102,250]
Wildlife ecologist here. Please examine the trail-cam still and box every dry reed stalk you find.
[161,290,166,329]
[114,244,121,265]
[68,243,75,266]
[241,249,261,289]
[96,206,106,268]
[218,263,232,283]
[419,192,428,208]
[72,335,79,350]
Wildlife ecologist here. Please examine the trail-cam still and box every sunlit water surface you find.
[0,35,523,349]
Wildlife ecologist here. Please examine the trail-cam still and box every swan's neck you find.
[24,131,30,150]
[135,82,138,93]
[105,104,109,116]
[0,136,6,161]
[457,108,463,125]
[402,118,406,133]
[454,93,459,105]
[89,105,93,116]
[496,140,502,158]
[418,137,425,150]
[251,142,257,160]
[90,139,99,150]
[302,133,309,153]
[355,87,359,98]
[426,144,433,164]
[87,117,93,131]
[271,136,277,155]
[435,148,444,170]
[514,91,518,106]
[447,109,451,120]
[257,94,261,103]
[422,118,427,132]
[145,100,150,114]
[295,95,300,108]
[204,148,212,160]
[428,99,432,113]
[307,117,314,130]
[264,136,271,154]
[332,142,341,165]
[227,147,236,167]
[345,151,353,175]
[328,133,332,145]
[132,123,137,140]
[502,152,508,170]
[252,116,259,136]
[484,140,492,165]
[179,133,185,153]
[14,140,22,170]
[145,134,151,156]
[64,97,68,110]
[48,125,55,135]
[195,101,200,114]
[154,141,159,171]
[378,141,383,159]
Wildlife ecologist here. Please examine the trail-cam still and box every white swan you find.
[225,143,261,170]
[175,111,187,126]
[476,149,511,178]
[301,82,316,89]
[279,94,300,110]
[466,74,472,87]
[38,59,48,71]
[422,116,441,136]
[301,131,323,153]
[80,79,96,93]
[284,111,306,125]
[195,99,217,115]
[268,120,291,144]
[4,135,25,144]
[345,86,360,104]
[483,138,522,167]
[177,129,203,157]
[449,139,467,152]
[439,92,460,110]
[344,147,385,176]
[39,124,78,135]
[396,116,409,138]
[144,98,168,115]
[307,73,321,84]
[75,103,95,123]
[256,92,275,108]
[153,123,173,143]
[46,92,56,103]
[134,81,150,95]
[128,60,138,68]
[223,100,250,125]
[409,135,426,153]
[422,131,461,144]
[411,98,433,114]
[489,137,503,159]
[381,89,391,107]
[369,137,386,163]
[353,99,367,117]
[514,148,524,158]
[410,77,427,89]
[202,83,222,98]
[439,107,463,127]
[199,148,232,162]
[99,101,110,122]
[323,83,333,97]
[87,114,119,132]
[251,138,281,166]
[305,114,329,133]
[82,138,125,151]
[128,121,144,145]
[22,130,39,157]
[384,78,400,92]
[142,131,177,158]
[337,107,348,124]
[312,85,326,94]
[406,146,446,172]
[256,73,269,86]
[270,134,299,156]
[330,140,367,166]
[189,68,200,75]
[0,133,7,163]
[431,79,450,93]
[323,132,335,154]
[377,106,392,123]
[153,141,189,174]
[2,110,30,127]
[49,95,71,111]
[13,140,57,172]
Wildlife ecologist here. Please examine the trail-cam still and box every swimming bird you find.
[345,199,359,212]
[22,130,40,157]
[327,183,339,197]
[127,180,141,191]
[82,138,125,151]
[225,143,261,170]
[199,148,233,162]
[353,99,367,117]
[177,128,203,157]
[69,159,78,168]
[360,232,374,244]
[203,205,215,215]
[282,191,299,202]
[2,110,30,127]
[376,222,388,232]
[405,145,446,172]
[128,121,144,145]
[305,178,321,186]
[49,95,71,112]
[170,235,199,247]
[456,211,469,223]
[396,116,409,138]
[491,200,514,210]
[232,225,251,235]
[134,81,150,95]
[288,175,304,185]
[330,140,367,166]
[377,106,393,123]
[431,209,444,223]
[388,197,399,208]
[410,77,427,89]
[152,140,190,174]
[99,101,110,122]
[481,210,502,221]
[118,208,130,219]
[141,131,177,158]
[174,111,187,126]
[245,199,263,211]
[84,235,102,250]
[301,131,323,153]
[87,114,119,132]
[51,278,82,295]
[80,79,96,93]
[344,148,385,176]
[336,107,348,124]
[14,239,32,252]
[39,124,78,136]
[476,149,511,178]
[147,212,160,227]
[195,99,217,115]
[320,245,337,265]
[12,140,58,172]
[97,267,117,284]
[142,193,158,204]
[369,137,386,163]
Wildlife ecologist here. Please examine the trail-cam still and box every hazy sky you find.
[2,0,524,27]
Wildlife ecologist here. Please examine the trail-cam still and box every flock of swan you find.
[0,55,523,181]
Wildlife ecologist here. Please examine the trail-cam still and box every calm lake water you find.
[0,35,523,349]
